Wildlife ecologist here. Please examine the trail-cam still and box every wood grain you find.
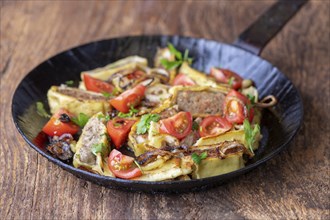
[1,0,329,219]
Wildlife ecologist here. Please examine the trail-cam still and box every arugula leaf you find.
[136,114,161,135]
[243,119,260,153]
[65,80,74,86]
[160,43,193,70]
[191,152,208,164]
[192,121,199,131]
[36,102,51,118]
[91,143,105,156]
[118,106,139,118]
[71,113,90,127]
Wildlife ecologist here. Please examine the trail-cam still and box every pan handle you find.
[233,0,308,55]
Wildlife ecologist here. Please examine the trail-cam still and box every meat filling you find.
[176,91,225,115]
[78,117,105,164]
[58,86,106,101]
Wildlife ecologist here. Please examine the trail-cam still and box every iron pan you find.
[12,35,303,193]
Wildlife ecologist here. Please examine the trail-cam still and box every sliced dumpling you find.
[73,112,113,176]
[47,85,110,117]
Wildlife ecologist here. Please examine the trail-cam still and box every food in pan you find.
[37,43,277,181]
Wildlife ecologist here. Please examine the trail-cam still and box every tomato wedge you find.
[110,84,146,113]
[172,73,196,86]
[42,109,79,136]
[210,67,243,90]
[159,112,192,139]
[108,149,142,179]
[223,90,254,124]
[107,118,136,149]
[83,74,114,93]
[199,116,232,137]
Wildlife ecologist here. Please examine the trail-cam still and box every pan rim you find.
[11,34,304,192]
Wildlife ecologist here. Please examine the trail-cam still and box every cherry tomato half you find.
[83,74,114,93]
[42,109,79,137]
[107,118,136,149]
[159,112,192,140]
[199,116,232,137]
[210,67,243,90]
[172,73,196,86]
[110,84,146,113]
[108,149,142,179]
[223,90,254,124]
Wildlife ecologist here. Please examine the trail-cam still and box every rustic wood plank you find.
[0,0,329,219]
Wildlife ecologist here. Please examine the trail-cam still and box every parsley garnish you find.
[98,114,110,122]
[65,80,74,86]
[118,106,139,118]
[228,77,235,87]
[160,43,193,70]
[192,121,199,131]
[71,113,90,128]
[102,88,120,99]
[91,143,105,156]
[246,94,256,105]
[102,92,112,98]
[36,102,51,118]
[191,152,208,164]
[243,119,260,153]
[136,114,161,135]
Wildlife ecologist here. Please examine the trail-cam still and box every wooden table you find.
[1,1,329,219]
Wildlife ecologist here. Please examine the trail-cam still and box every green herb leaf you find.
[92,143,105,156]
[192,121,199,131]
[111,87,120,96]
[246,94,256,105]
[136,114,161,135]
[160,59,181,70]
[160,43,193,70]
[191,152,208,164]
[97,114,110,122]
[183,49,193,64]
[118,106,139,118]
[102,92,112,98]
[168,43,182,60]
[71,113,90,127]
[65,80,74,86]
[243,119,260,153]
[228,77,235,87]
[200,151,208,160]
[36,102,51,118]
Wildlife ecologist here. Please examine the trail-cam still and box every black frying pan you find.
[12,0,306,193]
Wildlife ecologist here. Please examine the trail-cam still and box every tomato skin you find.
[223,90,254,124]
[159,112,192,140]
[172,73,196,86]
[110,84,146,113]
[210,67,243,90]
[108,149,142,179]
[199,116,232,137]
[83,74,114,93]
[42,109,79,137]
[107,118,136,149]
